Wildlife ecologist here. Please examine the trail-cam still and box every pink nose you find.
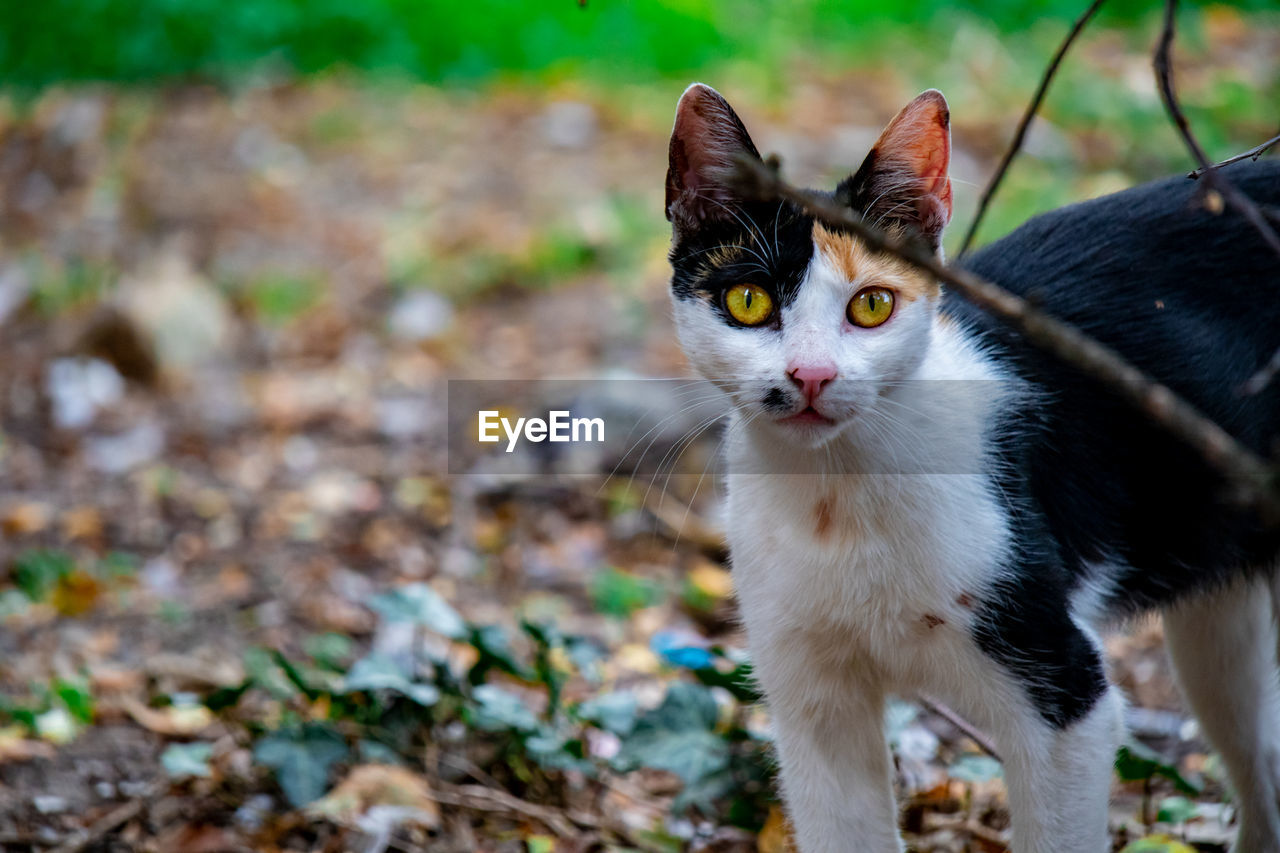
[788,363,837,404]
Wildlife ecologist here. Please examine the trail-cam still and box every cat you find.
[664,82,1280,853]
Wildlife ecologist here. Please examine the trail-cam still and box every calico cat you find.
[664,83,1280,852]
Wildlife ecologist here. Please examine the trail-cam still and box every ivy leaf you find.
[620,683,728,784]
[642,682,719,731]
[577,691,638,736]
[947,753,1003,783]
[253,724,349,807]
[624,727,730,785]
[468,624,532,683]
[342,653,440,707]
[1115,742,1203,795]
[53,678,94,725]
[161,742,214,778]
[13,549,75,602]
[1155,795,1199,825]
[369,583,466,638]
[243,647,297,699]
[469,685,539,732]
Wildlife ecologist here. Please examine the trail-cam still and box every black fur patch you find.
[954,160,1280,727]
[761,387,791,412]
[669,199,817,319]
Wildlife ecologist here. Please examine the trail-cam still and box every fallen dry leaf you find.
[121,695,215,736]
[308,763,441,830]
[757,805,796,853]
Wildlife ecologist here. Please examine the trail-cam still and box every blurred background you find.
[0,1,1277,851]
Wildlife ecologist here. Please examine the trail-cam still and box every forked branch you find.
[1153,0,1280,263]
[1188,132,1280,180]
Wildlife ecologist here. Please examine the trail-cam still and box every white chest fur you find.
[722,322,1018,693]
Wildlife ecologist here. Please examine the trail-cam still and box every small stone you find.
[540,101,597,149]
[33,794,69,814]
[388,290,453,342]
[45,357,125,430]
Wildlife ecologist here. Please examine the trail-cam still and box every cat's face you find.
[666,84,953,448]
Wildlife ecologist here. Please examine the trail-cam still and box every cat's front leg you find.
[991,684,1123,853]
[751,644,903,853]
[965,593,1125,853]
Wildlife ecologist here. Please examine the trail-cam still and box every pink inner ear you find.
[876,92,953,221]
[671,86,737,196]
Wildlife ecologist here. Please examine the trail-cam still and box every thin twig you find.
[957,0,1107,257]
[432,782,581,838]
[50,793,153,853]
[731,153,1280,523]
[1188,132,1280,179]
[1154,2,1280,396]
[919,696,1001,761]
[1153,0,1280,262]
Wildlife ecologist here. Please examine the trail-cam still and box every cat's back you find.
[953,159,1280,448]
[947,159,1280,612]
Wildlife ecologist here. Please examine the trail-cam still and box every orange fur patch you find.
[812,223,938,303]
[920,613,945,629]
[813,496,834,539]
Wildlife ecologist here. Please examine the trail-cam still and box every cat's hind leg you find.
[1163,575,1280,853]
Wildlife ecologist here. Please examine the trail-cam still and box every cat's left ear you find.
[665,83,762,231]
[839,89,953,250]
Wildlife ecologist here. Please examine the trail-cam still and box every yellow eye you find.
[724,283,774,326]
[847,286,895,328]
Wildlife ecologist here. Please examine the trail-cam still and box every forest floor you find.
[0,20,1276,851]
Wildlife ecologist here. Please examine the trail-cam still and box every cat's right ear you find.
[665,83,762,230]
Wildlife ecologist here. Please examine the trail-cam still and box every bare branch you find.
[919,695,1001,761]
[1154,1,1280,397]
[731,152,1280,523]
[1188,131,1280,179]
[1153,0,1280,261]
[957,0,1107,258]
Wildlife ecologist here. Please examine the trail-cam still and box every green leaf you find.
[468,624,532,683]
[253,724,349,808]
[369,583,466,638]
[53,678,94,725]
[243,647,296,700]
[1156,795,1199,825]
[13,549,75,602]
[204,679,252,712]
[469,684,539,732]
[692,661,760,704]
[947,753,1003,783]
[161,742,214,778]
[642,682,719,731]
[623,727,730,785]
[304,633,355,671]
[619,683,728,784]
[1115,742,1204,795]
[271,650,320,701]
[342,653,440,706]
[577,691,638,736]
[589,567,663,618]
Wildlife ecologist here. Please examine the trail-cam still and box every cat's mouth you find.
[778,406,836,426]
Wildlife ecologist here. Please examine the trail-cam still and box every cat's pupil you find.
[744,291,753,308]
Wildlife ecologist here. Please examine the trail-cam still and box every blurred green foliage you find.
[0,0,1274,89]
